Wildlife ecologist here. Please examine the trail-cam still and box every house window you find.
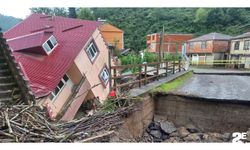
[49,74,69,101]
[189,42,194,51]
[243,40,250,50]
[234,41,240,50]
[86,41,99,62]
[99,67,109,86]
[201,41,206,49]
[42,35,58,54]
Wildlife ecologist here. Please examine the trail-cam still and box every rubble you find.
[140,116,238,143]
[0,104,135,142]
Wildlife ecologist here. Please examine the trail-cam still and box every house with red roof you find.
[4,14,111,121]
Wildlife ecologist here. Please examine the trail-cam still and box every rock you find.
[221,133,231,142]
[202,133,224,142]
[161,132,169,140]
[183,133,201,142]
[148,122,161,131]
[164,137,182,143]
[185,124,200,133]
[169,131,179,137]
[160,121,177,134]
[177,127,190,138]
[149,130,162,139]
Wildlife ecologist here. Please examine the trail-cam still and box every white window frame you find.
[42,35,58,55]
[86,41,99,62]
[99,67,109,85]
[50,74,69,102]
[243,40,250,50]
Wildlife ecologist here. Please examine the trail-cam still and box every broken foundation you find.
[116,92,250,140]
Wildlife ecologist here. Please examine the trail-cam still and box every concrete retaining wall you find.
[154,94,250,133]
[117,95,154,140]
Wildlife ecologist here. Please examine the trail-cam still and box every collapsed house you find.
[3,14,113,121]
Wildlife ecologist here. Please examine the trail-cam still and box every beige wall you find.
[230,38,250,55]
[74,28,110,102]
[37,76,74,120]
[37,28,110,121]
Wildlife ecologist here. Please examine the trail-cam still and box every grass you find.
[151,71,193,93]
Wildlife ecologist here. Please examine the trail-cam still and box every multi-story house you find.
[186,32,232,65]
[230,32,250,69]
[146,33,193,53]
[4,14,111,121]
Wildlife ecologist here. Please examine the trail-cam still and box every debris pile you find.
[140,115,234,143]
[0,104,134,142]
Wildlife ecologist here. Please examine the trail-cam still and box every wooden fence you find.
[110,60,183,92]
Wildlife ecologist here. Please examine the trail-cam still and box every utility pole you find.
[159,26,165,62]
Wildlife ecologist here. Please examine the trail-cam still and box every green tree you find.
[30,7,68,17]
[78,8,95,20]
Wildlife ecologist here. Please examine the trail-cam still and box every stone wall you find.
[154,93,250,133]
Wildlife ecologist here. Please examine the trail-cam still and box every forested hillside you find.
[91,8,250,51]
[0,14,21,32]
[7,8,250,52]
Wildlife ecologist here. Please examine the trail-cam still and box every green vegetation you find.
[151,71,193,93]
[143,52,158,63]
[120,53,142,73]
[6,8,250,53]
[163,53,182,61]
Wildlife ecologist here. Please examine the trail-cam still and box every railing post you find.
[172,60,175,74]
[113,68,117,92]
[139,66,142,87]
[179,60,181,72]
[144,64,147,85]
[165,61,168,77]
[156,62,159,81]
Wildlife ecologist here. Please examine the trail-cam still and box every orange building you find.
[100,23,124,50]
[146,33,193,53]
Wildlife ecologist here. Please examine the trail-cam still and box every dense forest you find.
[4,8,250,52]
[0,14,21,32]
[91,8,250,51]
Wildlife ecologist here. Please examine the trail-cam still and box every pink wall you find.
[74,28,110,102]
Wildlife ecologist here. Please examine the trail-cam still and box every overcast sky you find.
[0,0,249,19]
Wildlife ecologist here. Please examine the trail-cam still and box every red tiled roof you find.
[4,14,101,98]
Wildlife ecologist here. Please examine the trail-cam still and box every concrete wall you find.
[116,95,154,139]
[154,94,250,132]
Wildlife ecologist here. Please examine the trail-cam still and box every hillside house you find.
[186,32,232,65]
[4,14,111,121]
[99,23,124,51]
[146,33,193,53]
[230,32,250,69]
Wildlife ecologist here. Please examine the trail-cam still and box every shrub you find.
[143,52,158,63]
[120,53,142,73]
